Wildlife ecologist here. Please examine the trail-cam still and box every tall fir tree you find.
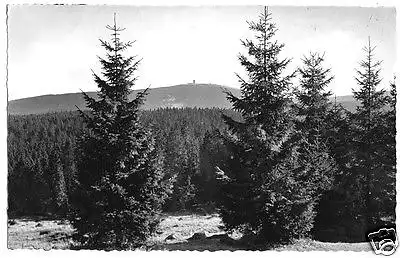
[163,130,199,211]
[379,76,396,225]
[295,52,345,241]
[217,7,334,244]
[197,129,230,208]
[295,52,337,192]
[61,139,79,213]
[48,149,68,214]
[71,15,167,249]
[385,76,396,162]
[350,38,391,234]
[295,52,334,141]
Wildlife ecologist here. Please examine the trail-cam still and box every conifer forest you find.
[7,6,396,251]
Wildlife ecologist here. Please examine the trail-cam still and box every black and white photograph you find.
[3,0,398,253]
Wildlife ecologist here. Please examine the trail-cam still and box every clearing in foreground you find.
[7,213,372,251]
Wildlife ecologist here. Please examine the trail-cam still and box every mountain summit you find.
[8,84,240,115]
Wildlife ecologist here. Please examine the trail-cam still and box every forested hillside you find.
[8,92,395,243]
[8,108,241,215]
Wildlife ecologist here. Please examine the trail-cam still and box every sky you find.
[7,5,397,100]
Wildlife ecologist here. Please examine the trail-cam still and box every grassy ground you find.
[7,216,75,250]
[7,213,372,251]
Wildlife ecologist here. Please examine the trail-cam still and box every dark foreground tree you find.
[380,77,396,224]
[349,38,392,235]
[216,7,334,244]
[70,16,167,249]
[295,52,334,142]
[48,149,69,214]
[163,131,199,211]
[295,52,342,240]
[197,129,230,209]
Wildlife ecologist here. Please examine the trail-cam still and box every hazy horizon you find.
[8,5,396,100]
[9,82,358,102]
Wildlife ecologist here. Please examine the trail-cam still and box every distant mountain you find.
[8,84,240,115]
[8,83,358,115]
[333,95,358,113]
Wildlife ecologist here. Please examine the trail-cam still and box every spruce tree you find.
[295,52,337,192]
[163,131,198,211]
[61,139,78,213]
[295,52,345,240]
[385,76,396,158]
[379,76,396,226]
[350,38,390,234]
[197,129,229,208]
[217,7,333,244]
[71,16,167,249]
[296,52,334,141]
[48,150,68,214]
